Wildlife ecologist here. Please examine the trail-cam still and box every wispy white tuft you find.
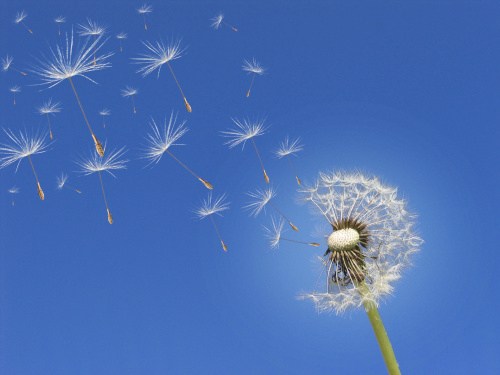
[121,86,138,97]
[0,129,50,171]
[221,118,267,149]
[196,193,230,219]
[264,216,285,249]
[244,186,276,217]
[37,98,61,115]
[77,146,127,177]
[275,136,303,158]
[77,19,106,37]
[132,40,184,77]
[242,58,265,75]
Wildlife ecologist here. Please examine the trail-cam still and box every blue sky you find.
[0,1,499,374]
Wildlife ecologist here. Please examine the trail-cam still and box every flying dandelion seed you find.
[121,86,138,114]
[264,217,319,249]
[0,129,50,201]
[9,85,21,105]
[297,171,422,374]
[78,19,106,65]
[99,108,111,128]
[56,172,81,194]
[77,146,127,224]
[196,193,230,252]
[116,32,128,52]
[275,136,304,185]
[210,13,238,32]
[137,4,153,31]
[37,99,61,140]
[133,40,192,113]
[143,113,213,190]
[2,55,27,76]
[242,58,265,98]
[54,16,66,36]
[245,186,299,231]
[14,10,33,34]
[221,117,270,183]
[8,186,20,206]
[31,30,112,157]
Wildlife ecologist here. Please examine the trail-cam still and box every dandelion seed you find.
[133,40,192,112]
[242,58,265,97]
[77,146,127,224]
[143,113,213,190]
[31,30,112,157]
[137,4,153,31]
[56,172,81,194]
[9,85,21,105]
[210,13,238,32]
[264,217,319,249]
[99,108,111,128]
[116,32,128,52]
[121,86,138,114]
[221,118,270,183]
[275,136,304,185]
[2,55,27,76]
[0,129,50,201]
[78,19,106,65]
[196,193,230,251]
[245,186,299,231]
[8,186,20,206]
[298,171,423,374]
[37,99,61,140]
[14,10,33,34]
[54,16,66,36]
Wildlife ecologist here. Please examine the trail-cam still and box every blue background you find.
[1,1,499,374]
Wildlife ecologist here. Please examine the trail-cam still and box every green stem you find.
[360,284,401,375]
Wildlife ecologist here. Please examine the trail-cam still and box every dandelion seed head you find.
[116,32,128,40]
[264,216,285,249]
[2,55,13,72]
[137,4,153,15]
[221,118,267,149]
[299,171,423,314]
[9,85,21,93]
[14,10,27,24]
[242,58,265,75]
[99,108,111,116]
[8,186,20,194]
[77,146,128,177]
[38,98,61,115]
[133,40,184,77]
[211,14,224,29]
[275,136,303,158]
[54,16,66,24]
[244,186,276,217]
[121,86,138,97]
[0,129,49,170]
[78,19,106,37]
[196,193,230,219]
[31,30,112,88]
[56,172,68,189]
[142,112,188,165]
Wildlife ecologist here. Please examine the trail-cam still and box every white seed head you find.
[38,98,61,115]
[0,129,50,171]
[133,40,184,77]
[244,186,276,217]
[14,10,27,24]
[121,86,138,97]
[242,58,265,75]
[78,19,106,37]
[275,136,303,158]
[327,228,360,252]
[54,16,66,24]
[264,216,285,249]
[99,108,111,116]
[8,186,20,194]
[77,146,127,177]
[211,14,224,29]
[221,118,267,149]
[196,193,230,219]
[56,172,68,189]
[137,4,153,14]
[10,85,21,93]
[116,32,128,40]
[2,55,13,72]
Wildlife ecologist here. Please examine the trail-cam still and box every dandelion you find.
[196,193,230,252]
[245,186,299,231]
[222,117,270,183]
[298,171,423,374]
[121,86,138,114]
[133,40,192,113]
[14,10,33,34]
[9,85,21,105]
[77,146,127,224]
[78,19,106,65]
[0,129,50,201]
[116,32,127,52]
[242,58,265,98]
[143,113,213,190]
[2,55,27,76]
[37,99,61,140]
[56,172,81,194]
[275,136,304,185]
[210,13,238,32]
[99,108,111,128]
[137,4,153,31]
[8,186,19,206]
[264,217,319,249]
[54,16,66,36]
[31,30,112,157]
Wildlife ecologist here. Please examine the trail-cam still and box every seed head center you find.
[328,228,360,252]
